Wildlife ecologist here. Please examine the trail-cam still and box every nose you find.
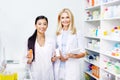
[41,24,45,28]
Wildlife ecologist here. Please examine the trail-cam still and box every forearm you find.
[68,52,86,58]
[76,52,85,58]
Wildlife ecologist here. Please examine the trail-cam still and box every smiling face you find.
[35,19,48,34]
[60,12,70,27]
[56,8,76,35]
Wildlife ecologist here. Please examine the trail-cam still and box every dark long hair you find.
[27,15,48,61]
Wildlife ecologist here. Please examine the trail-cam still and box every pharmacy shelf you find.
[85,71,99,80]
[85,5,101,10]
[101,68,120,78]
[84,59,100,67]
[101,36,120,42]
[85,48,100,53]
[85,36,100,39]
[101,52,120,60]
[84,0,120,80]
[84,19,101,22]
[102,0,120,6]
[102,17,120,21]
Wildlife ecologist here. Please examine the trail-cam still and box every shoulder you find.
[69,33,77,38]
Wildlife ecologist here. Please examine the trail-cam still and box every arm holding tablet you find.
[67,48,86,59]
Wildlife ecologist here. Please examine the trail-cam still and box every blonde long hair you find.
[56,8,76,36]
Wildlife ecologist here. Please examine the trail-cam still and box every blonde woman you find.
[52,8,85,80]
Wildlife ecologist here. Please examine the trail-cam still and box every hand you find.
[26,49,33,64]
[51,51,60,62]
[60,53,68,62]
[27,59,32,64]
[51,56,58,62]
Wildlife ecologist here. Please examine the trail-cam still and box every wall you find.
[0,0,85,79]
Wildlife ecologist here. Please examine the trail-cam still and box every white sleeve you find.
[50,38,56,57]
[70,34,85,54]
[73,35,78,49]
[76,33,86,53]
[68,35,79,54]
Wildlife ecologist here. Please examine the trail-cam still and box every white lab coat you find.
[54,32,81,80]
[30,37,55,80]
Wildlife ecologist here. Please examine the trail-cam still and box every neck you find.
[37,32,45,40]
[37,32,45,47]
[63,26,68,31]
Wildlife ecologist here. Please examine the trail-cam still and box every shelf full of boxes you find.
[100,0,120,80]
[84,0,120,80]
[84,0,101,80]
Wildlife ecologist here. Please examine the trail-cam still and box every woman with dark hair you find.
[27,15,55,80]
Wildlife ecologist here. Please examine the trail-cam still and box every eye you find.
[38,23,41,25]
[66,16,69,19]
[43,23,47,26]
[61,17,64,19]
